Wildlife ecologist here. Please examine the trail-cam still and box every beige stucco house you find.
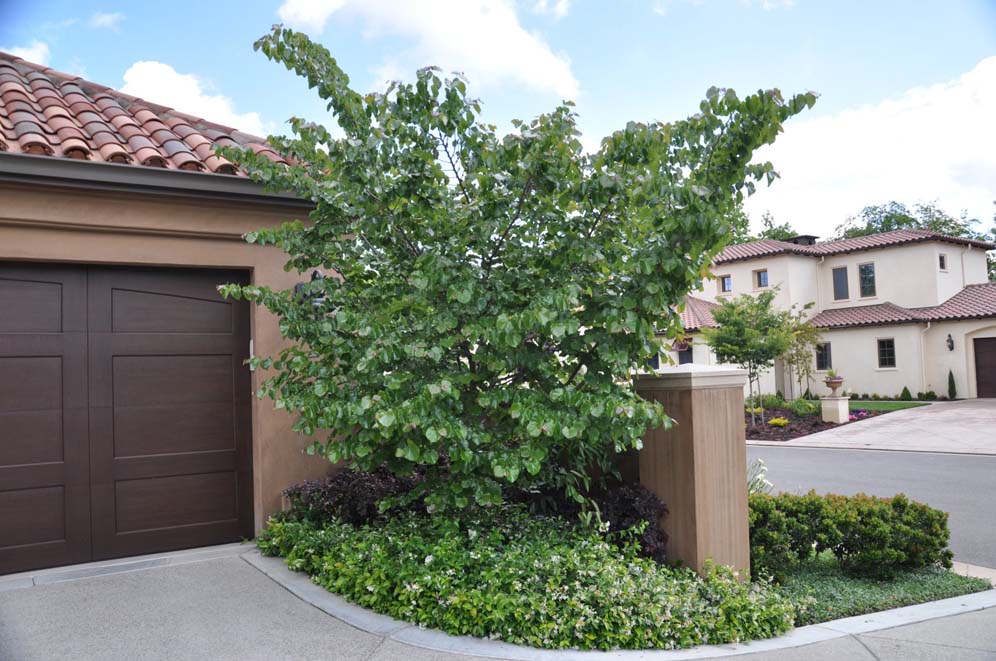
[666,230,996,400]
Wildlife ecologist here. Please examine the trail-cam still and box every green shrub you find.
[948,370,957,400]
[258,507,795,650]
[749,492,953,581]
[760,393,785,409]
[802,387,814,400]
[924,390,937,400]
[786,398,818,416]
[899,386,912,401]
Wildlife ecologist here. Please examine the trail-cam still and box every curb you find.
[746,440,996,456]
[242,549,996,660]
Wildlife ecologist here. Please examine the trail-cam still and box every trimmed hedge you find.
[749,492,953,581]
[258,507,795,650]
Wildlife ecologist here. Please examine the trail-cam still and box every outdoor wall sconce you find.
[295,269,326,308]
[946,334,954,351]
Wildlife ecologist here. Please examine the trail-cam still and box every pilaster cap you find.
[636,364,747,391]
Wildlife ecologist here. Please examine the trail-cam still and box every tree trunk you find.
[748,374,756,427]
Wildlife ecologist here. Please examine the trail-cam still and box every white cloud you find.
[88,12,125,29]
[744,55,996,237]
[3,40,50,65]
[276,0,579,99]
[532,0,570,18]
[277,0,346,34]
[120,61,267,136]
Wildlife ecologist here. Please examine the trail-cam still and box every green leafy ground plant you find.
[780,552,989,626]
[258,507,795,650]
[218,26,816,510]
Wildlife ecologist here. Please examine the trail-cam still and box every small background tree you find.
[781,303,820,398]
[948,369,957,400]
[702,290,792,425]
[220,26,814,510]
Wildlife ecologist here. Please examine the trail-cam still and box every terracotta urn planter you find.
[824,376,844,396]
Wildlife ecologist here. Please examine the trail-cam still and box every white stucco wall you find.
[923,320,996,399]
[810,324,923,398]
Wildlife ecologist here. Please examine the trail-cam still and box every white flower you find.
[366,585,375,592]
[424,554,434,565]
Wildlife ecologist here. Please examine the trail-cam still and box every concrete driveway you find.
[750,399,996,454]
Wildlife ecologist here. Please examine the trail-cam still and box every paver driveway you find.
[751,399,996,454]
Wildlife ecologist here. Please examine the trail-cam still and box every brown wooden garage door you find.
[976,338,996,398]
[0,263,253,574]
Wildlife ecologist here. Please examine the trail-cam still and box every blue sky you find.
[2,1,995,236]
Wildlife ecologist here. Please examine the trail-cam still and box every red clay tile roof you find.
[810,302,923,329]
[717,229,995,264]
[811,283,996,329]
[679,295,720,331]
[0,51,287,175]
[920,283,996,322]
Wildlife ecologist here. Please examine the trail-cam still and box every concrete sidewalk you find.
[749,399,996,454]
[1,547,995,661]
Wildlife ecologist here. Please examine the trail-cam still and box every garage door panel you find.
[112,450,237,482]
[0,277,63,332]
[114,403,235,457]
[112,354,234,407]
[111,288,234,334]
[0,410,64,465]
[0,356,62,412]
[115,472,239,533]
[0,486,65,547]
[0,263,90,574]
[88,266,253,562]
[976,338,996,398]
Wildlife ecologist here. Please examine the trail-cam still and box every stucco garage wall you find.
[814,324,922,398]
[924,320,996,399]
[0,182,331,531]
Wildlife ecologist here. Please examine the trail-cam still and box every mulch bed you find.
[746,406,882,441]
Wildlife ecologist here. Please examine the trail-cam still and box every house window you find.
[939,254,948,271]
[678,346,694,364]
[719,275,733,293]
[816,342,832,371]
[858,262,876,297]
[754,269,769,289]
[877,338,896,369]
[832,266,849,300]
[648,353,660,370]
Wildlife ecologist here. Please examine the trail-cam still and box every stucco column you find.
[635,365,750,576]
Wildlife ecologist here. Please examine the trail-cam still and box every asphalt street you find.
[748,446,996,569]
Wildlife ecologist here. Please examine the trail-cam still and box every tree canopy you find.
[833,201,982,240]
[727,208,799,244]
[701,290,792,425]
[220,26,815,509]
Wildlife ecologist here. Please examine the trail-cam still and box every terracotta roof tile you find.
[918,283,996,322]
[716,229,995,264]
[810,302,923,329]
[0,50,288,175]
[812,283,996,329]
[679,295,720,332]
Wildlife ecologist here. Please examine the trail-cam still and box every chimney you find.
[784,234,819,246]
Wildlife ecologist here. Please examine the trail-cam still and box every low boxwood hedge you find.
[258,506,795,651]
[749,491,953,581]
